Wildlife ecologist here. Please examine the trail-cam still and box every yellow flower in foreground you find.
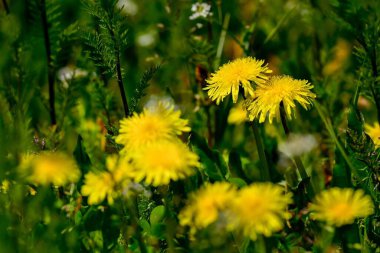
[365,122,380,147]
[129,140,200,186]
[309,188,374,227]
[246,75,316,123]
[230,183,293,240]
[179,182,237,232]
[205,57,272,104]
[116,103,190,151]
[81,171,115,205]
[26,152,80,186]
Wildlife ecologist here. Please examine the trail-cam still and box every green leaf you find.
[228,177,247,188]
[149,205,166,225]
[74,211,82,226]
[228,150,246,179]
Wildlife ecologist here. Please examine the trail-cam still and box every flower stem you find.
[250,120,271,181]
[279,102,314,196]
[108,27,130,117]
[279,102,307,178]
[40,0,56,125]
[126,196,148,253]
[2,0,9,14]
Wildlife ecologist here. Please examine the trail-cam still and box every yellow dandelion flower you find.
[205,57,272,104]
[179,182,237,232]
[115,103,190,151]
[227,103,248,125]
[309,188,374,227]
[365,122,380,147]
[246,75,316,123]
[81,171,116,205]
[106,155,132,183]
[129,140,200,186]
[25,152,80,186]
[230,183,293,240]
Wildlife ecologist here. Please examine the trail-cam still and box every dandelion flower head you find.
[205,57,272,104]
[129,140,200,186]
[179,182,237,232]
[365,122,380,147]
[246,75,316,123]
[23,152,80,186]
[309,188,374,227]
[230,183,293,240]
[115,102,190,151]
[81,171,116,205]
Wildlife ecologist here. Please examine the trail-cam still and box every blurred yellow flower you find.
[230,183,292,240]
[81,171,115,205]
[129,140,200,186]
[0,180,10,193]
[179,182,237,233]
[365,122,380,147]
[116,102,190,151]
[25,152,80,186]
[205,57,272,104]
[309,188,374,227]
[246,75,316,123]
[227,103,247,125]
[106,155,132,183]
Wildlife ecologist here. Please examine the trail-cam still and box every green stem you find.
[163,193,176,253]
[214,13,230,70]
[250,120,271,181]
[2,0,9,14]
[279,102,308,179]
[108,27,130,117]
[40,0,56,125]
[126,197,148,253]
[279,102,315,197]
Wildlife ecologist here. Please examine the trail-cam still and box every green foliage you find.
[1,0,380,252]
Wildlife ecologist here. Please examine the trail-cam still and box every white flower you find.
[189,2,212,20]
[136,31,156,47]
[278,134,317,158]
[57,66,88,88]
[117,0,138,16]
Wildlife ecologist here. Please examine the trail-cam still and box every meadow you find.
[0,0,379,252]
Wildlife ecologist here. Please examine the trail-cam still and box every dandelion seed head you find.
[278,134,318,158]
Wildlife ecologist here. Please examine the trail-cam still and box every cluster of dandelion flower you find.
[179,182,293,240]
[115,100,200,187]
[204,57,317,124]
[309,188,374,227]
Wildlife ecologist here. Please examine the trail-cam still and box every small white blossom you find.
[136,31,156,47]
[278,134,318,158]
[189,2,212,20]
[57,66,88,88]
[117,0,138,16]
